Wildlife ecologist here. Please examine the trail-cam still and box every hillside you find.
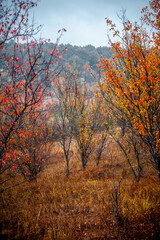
[1,41,112,84]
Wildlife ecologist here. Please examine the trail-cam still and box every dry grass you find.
[0,140,160,240]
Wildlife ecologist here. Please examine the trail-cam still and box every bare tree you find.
[51,67,77,176]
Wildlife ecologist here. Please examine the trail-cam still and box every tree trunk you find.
[66,166,69,178]
[157,155,160,180]
[66,155,69,177]
[82,156,86,170]
[0,149,4,171]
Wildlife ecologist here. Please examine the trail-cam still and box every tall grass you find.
[0,140,160,239]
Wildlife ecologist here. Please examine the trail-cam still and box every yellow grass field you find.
[0,139,160,240]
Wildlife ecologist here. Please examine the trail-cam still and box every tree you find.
[93,99,108,166]
[0,0,40,47]
[12,105,52,181]
[68,81,104,170]
[0,0,65,192]
[51,64,108,172]
[0,104,52,192]
[51,66,77,177]
[141,0,160,47]
[98,1,160,178]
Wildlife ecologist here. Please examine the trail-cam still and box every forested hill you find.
[58,44,112,70]
[47,43,112,83]
[1,41,112,83]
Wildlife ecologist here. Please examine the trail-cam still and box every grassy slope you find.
[0,140,160,240]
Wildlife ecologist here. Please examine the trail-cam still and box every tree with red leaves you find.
[0,0,65,193]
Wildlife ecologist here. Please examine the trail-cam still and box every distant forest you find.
[1,41,112,83]
[58,43,112,71]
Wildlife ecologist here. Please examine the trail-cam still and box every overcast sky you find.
[31,0,150,47]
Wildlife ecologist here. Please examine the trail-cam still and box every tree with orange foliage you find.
[52,65,107,172]
[141,0,160,47]
[98,1,160,178]
[68,81,105,170]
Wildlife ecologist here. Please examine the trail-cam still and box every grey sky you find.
[31,0,150,47]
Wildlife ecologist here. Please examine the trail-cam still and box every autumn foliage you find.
[98,1,160,179]
[0,0,64,192]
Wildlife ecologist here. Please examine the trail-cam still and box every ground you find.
[0,140,160,239]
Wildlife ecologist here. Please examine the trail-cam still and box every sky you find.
[31,0,150,47]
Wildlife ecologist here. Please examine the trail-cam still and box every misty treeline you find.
[0,40,112,83]
[0,0,160,195]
